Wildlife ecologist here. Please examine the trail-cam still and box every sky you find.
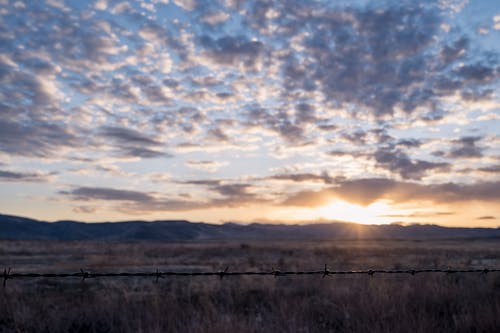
[0,0,499,226]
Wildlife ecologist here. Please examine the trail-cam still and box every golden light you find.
[315,200,397,224]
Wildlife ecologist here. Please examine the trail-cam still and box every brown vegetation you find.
[1,239,499,332]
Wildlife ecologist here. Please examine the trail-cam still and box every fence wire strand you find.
[2,267,499,286]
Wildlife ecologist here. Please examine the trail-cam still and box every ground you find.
[1,238,499,332]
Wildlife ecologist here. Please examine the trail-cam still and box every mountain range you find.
[1,214,499,241]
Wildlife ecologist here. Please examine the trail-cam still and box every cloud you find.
[99,126,171,159]
[173,0,197,11]
[449,136,483,158]
[477,215,496,220]
[199,35,266,69]
[64,187,155,202]
[186,160,229,172]
[1,0,499,222]
[0,169,56,182]
[374,146,450,180]
[72,206,99,214]
[243,106,306,142]
[0,120,78,158]
[478,164,500,173]
[94,0,108,11]
[495,15,500,30]
[209,183,253,197]
[200,11,230,25]
[270,172,336,184]
[62,182,264,213]
[283,178,500,207]
[100,126,160,146]
[381,211,455,218]
[276,3,498,118]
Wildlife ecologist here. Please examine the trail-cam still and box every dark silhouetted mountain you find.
[1,214,499,241]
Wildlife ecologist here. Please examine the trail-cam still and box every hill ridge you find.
[1,214,499,241]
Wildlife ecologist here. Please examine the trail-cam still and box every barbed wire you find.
[2,266,499,286]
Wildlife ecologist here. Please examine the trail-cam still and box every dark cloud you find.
[439,37,468,65]
[0,120,78,157]
[456,63,498,82]
[317,124,338,131]
[243,106,306,142]
[99,126,170,159]
[62,183,263,213]
[271,172,336,184]
[72,206,98,214]
[0,170,55,182]
[381,212,454,218]
[342,130,368,145]
[295,103,317,124]
[207,127,230,142]
[327,150,366,158]
[275,3,498,118]
[63,186,206,211]
[449,136,483,158]
[396,139,423,148]
[374,146,449,180]
[64,187,155,202]
[121,147,171,159]
[478,165,500,173]
[210,184,253,198]
[100,126,160,146]
[179,179,222,186]
[283,178,500,207]
[477,216,496,220]
[179,180,257,199]
[199,35,266,69]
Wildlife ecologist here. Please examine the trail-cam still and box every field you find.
[1,238,499,332]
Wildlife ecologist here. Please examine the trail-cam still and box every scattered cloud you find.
[63,187,155,202]
[282,178,500,207]
[0,0,498,224]
[99,126,171,159]
[374,146,450,180]
[0,169,56,182]
[186,160,229,172]
[477,215,496,220]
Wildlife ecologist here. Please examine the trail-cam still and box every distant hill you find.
[1,214,499,241]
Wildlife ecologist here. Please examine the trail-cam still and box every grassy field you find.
[1,238,499,332]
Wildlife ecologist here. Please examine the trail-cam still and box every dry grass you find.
[1,238,499,332]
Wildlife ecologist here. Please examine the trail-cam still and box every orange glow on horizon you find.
[315,200,397,225]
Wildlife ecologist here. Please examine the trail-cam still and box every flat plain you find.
[1,238,499,332]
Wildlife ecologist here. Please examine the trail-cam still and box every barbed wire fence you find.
[2,266,499,286]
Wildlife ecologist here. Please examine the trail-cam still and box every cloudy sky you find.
[0,0,499,226]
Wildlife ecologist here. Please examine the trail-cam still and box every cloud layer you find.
[0,0,499,224]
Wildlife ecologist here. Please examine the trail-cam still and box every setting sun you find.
[316,200,397,225]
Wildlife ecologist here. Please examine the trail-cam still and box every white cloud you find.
[94,0,108,11]
[173,0,196,11]
[45,0,68,11]
[494,15,500,30]
[186,160,229,172]
[201,12,230,25]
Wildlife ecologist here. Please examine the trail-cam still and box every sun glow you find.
[316,200,397,224]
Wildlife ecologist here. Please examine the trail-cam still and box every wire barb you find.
[2,268,11,287]
[154,269,163,283]
[322,264,330,278]
[218,266,229,280]
[79,269,90,281]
